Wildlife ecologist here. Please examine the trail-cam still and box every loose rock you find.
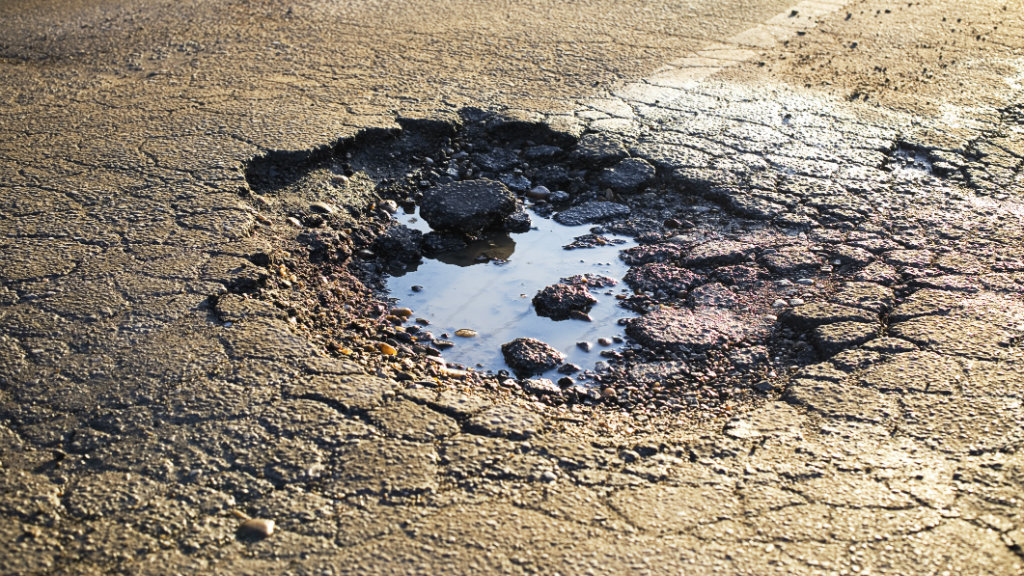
[533,282,598,320]
[501,337,565,377]
[419,179,518,234]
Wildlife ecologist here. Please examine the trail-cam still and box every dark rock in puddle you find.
[504,207,533,233]
[373,225,423,267]
[597,158,656,193]
[501,337,565,377]
[526,185,552,200]
[624,263,704,297]
[557,363,581,374]
[533,282,597,320]
[420,179,518,234]
[626,307,761,353]
[563,234,626,250]
[562,273,617,288]
[554,201,630,226]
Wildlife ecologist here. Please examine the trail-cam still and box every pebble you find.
[527,185,552,200]
[391,307,413,318]
[380,200,399,214]
[378,342,398,356]
[597,337,613,346]
[789,298,805,306]
[577,341,594,352]
[619,450,641,464]
[540,470,557,483]
[455,329,478,338]
[772,299,787,308]
[412,285,424,292]
[238,518,275,538]
[796,278,814,286]
[310,201,335,214]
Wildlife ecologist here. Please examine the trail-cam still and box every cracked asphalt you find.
[2,0,1023,574]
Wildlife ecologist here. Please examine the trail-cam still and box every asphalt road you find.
[1,0,1023,574]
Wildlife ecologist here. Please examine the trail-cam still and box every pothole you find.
[388,206,637,380]
[239,108,883,417]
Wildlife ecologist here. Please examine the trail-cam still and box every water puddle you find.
[388,209,637,378]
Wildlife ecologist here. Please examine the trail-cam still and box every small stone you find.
[789,298,805,306]
[540,470,557,482]
[577,341,594,352]
[533,282,597,320]
[501,337,565,377]
[238,518,275,538]
[378,343,398,356]
[597,337,613,346]
[527,185,552,200]
[310,201,335,214]
[523,378,561,395]
[619,450,641,463]
[557,363,581,374]
[379,200,399,214]
[412,285,424,292]
[454,329,478,338]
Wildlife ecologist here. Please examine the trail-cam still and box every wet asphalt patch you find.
[236,107,959,416]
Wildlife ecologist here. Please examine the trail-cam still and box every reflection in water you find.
[432,232,517,267]
[387,209,636,377]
